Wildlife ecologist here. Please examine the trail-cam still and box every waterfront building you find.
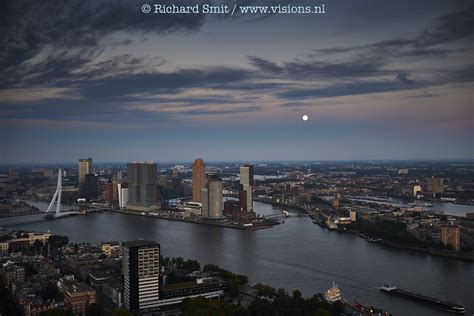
[82,174,98,201]
[192,158,206,203]
[127,162,158,211]
[201,174,223,219]
[239,164,254,212]
[27,231,51,246]
[101,241,120,257]
[118,183,129,209]
[427,177,444,194]
[78,158,93,186]
[350,210,357,221]
[441,225,460,251]
[122,240,161,313]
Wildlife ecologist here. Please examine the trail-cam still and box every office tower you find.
[105,182,114,202]
[427,177,444,194]
[239,164,254,212]
[118,183,129,209]
[122,240,160,313]
[112,180,118,201]
[192,158,206,203]
[127,162,157,211]
[441,225,460,251]
[332,193,340,209]
[82,174,98,200]
[78,158,93,186]
[201,174,223,218]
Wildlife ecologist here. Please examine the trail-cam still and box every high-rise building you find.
[427,177,444,194]
[332,193,340,209]
[127,162,157,211]
[118,183,129,209]
[78,158,93,186]
[192,158,206,203]
[201,174,223,219]
[239,165,254,212]
[441,225,460,251]
[81,174,98,201]
[105,182,114,202]
[122,240,160,313]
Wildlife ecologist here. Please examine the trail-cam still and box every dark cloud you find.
[0,0,206,76]
[415,5,474,47]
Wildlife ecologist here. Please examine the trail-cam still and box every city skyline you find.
[1,1,473,163]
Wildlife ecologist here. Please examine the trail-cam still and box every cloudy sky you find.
[1,0,473,163]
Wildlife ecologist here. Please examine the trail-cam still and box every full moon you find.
[302,114,309,121]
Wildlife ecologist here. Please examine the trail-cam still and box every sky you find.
[1,0,473,163]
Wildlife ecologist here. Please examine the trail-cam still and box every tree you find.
[86,303,103,316]
[111,308,132,316]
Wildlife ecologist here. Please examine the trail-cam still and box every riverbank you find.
[310,214,474,262]
[110,209,278,231]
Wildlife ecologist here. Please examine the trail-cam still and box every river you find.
[1,201,472,316]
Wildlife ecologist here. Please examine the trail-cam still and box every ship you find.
[380,284,465,314]
[323,282,342,303]
[282,210,290,218]
[424,202,434,207]
[344,300,391,316]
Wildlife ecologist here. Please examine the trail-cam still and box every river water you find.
[1,201,472,316]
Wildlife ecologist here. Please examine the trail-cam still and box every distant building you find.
[440,225,460,251]
[8,169,19,181]
[427,177,444,194]
[332,193,340,209]
[350,210,357,221]
[413,185,422,197]
[192,158,206,203]
[239,164,254,212]
[202,174,223,219]
[43,168,55,178]
[127,162,158,211]
[78,158,93,186]
[122,240,160,313]
[101,241,120,257]
[105,182,114,202]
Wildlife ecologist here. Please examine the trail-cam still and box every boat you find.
[344,300,391,316]
[424,202,434,207]
[380,284,465,314]
[323,282,342,303]
[367,237,382,243]
[358,233,368,239]
[283,210,289,218]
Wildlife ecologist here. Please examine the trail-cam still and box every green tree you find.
[86,303,103,316]
[111,308,132,316]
